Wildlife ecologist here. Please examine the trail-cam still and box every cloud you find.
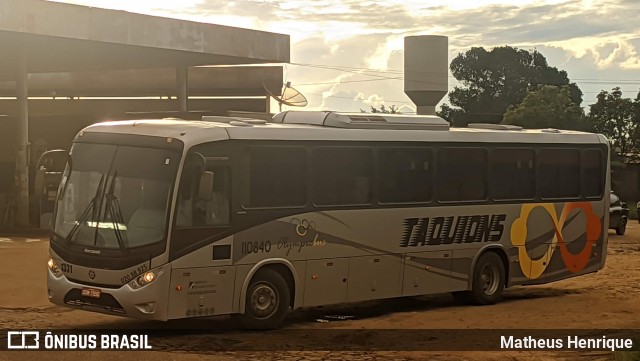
[283,33,413,111]
[595,42,640,70]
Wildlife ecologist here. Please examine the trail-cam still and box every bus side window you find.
[378,148,432,203]
[538,149,581,199]
[582,149,603,198]
[245,147,307,208]
[490,148,535,200]
[437,148,487,202]
[312,147,373,206]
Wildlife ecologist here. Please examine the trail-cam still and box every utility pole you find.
[15,49,30,226]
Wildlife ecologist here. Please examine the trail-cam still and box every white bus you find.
[47,111,609,329]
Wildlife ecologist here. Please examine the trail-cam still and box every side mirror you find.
[198,171,214,200]
[34,166,46,197]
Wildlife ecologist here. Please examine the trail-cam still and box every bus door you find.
[168,153,235,319]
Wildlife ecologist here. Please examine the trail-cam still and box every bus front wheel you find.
[238,268,290,330]
[454,252,505,305]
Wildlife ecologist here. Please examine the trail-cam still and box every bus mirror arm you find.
[198,171,214,200]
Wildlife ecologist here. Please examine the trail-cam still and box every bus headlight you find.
[140,271,155,285]
[48,258,62,277]
[130,271,157,289]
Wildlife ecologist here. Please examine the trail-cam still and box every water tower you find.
[404,35,448,115]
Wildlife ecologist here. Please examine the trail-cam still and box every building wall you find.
[613,164,640,206]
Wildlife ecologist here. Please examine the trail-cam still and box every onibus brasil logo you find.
[6,331,152,350]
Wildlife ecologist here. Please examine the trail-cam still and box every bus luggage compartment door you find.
[402,251,453,296]
[347,255,402,302]
[303,258,349,307]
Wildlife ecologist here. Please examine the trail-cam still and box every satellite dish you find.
[264,81,308,112]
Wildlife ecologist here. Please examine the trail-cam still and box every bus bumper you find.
[47,268,170,321]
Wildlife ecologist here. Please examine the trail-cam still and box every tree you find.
[587,87,640,162]
[502,85,591,131]
[441,46,583,127]
[360,105,400,114]
[435,104,454,124]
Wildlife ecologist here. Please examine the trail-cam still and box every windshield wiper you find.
[102,171,128,251]
[64,174,105,243]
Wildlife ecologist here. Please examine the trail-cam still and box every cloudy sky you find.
[53,0,640,114]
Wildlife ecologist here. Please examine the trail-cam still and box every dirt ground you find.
[0,223,639,361]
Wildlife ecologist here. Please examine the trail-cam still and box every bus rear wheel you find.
[238,268,290,330]
[471,252,505,305]
[454,252,505,305]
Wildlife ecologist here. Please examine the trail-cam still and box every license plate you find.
[81,288,101,298]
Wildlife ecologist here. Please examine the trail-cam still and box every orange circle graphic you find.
[555,202,602,273]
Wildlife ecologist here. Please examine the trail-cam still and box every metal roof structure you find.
[0,0,290,226]
[0,0,289,79]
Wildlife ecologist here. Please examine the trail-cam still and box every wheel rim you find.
[481,263,499,295]
[249,283,278,319]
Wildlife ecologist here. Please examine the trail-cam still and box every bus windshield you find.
[53,143,180,250]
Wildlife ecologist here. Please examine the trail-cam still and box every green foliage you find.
[440,46,582,127]
[360,105,400,114]
[502,85,591,131]
[435,104,454,124]
[587,87,640,162]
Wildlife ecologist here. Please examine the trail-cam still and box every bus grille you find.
[64,289,126,314]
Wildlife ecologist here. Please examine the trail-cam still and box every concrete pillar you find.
[416,105,436,115]
[176,66,188,112]
[15,51,30,226]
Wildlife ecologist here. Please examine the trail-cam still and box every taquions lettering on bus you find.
[400,214,507,247]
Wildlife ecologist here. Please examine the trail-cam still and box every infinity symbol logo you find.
[511,202,601,279]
